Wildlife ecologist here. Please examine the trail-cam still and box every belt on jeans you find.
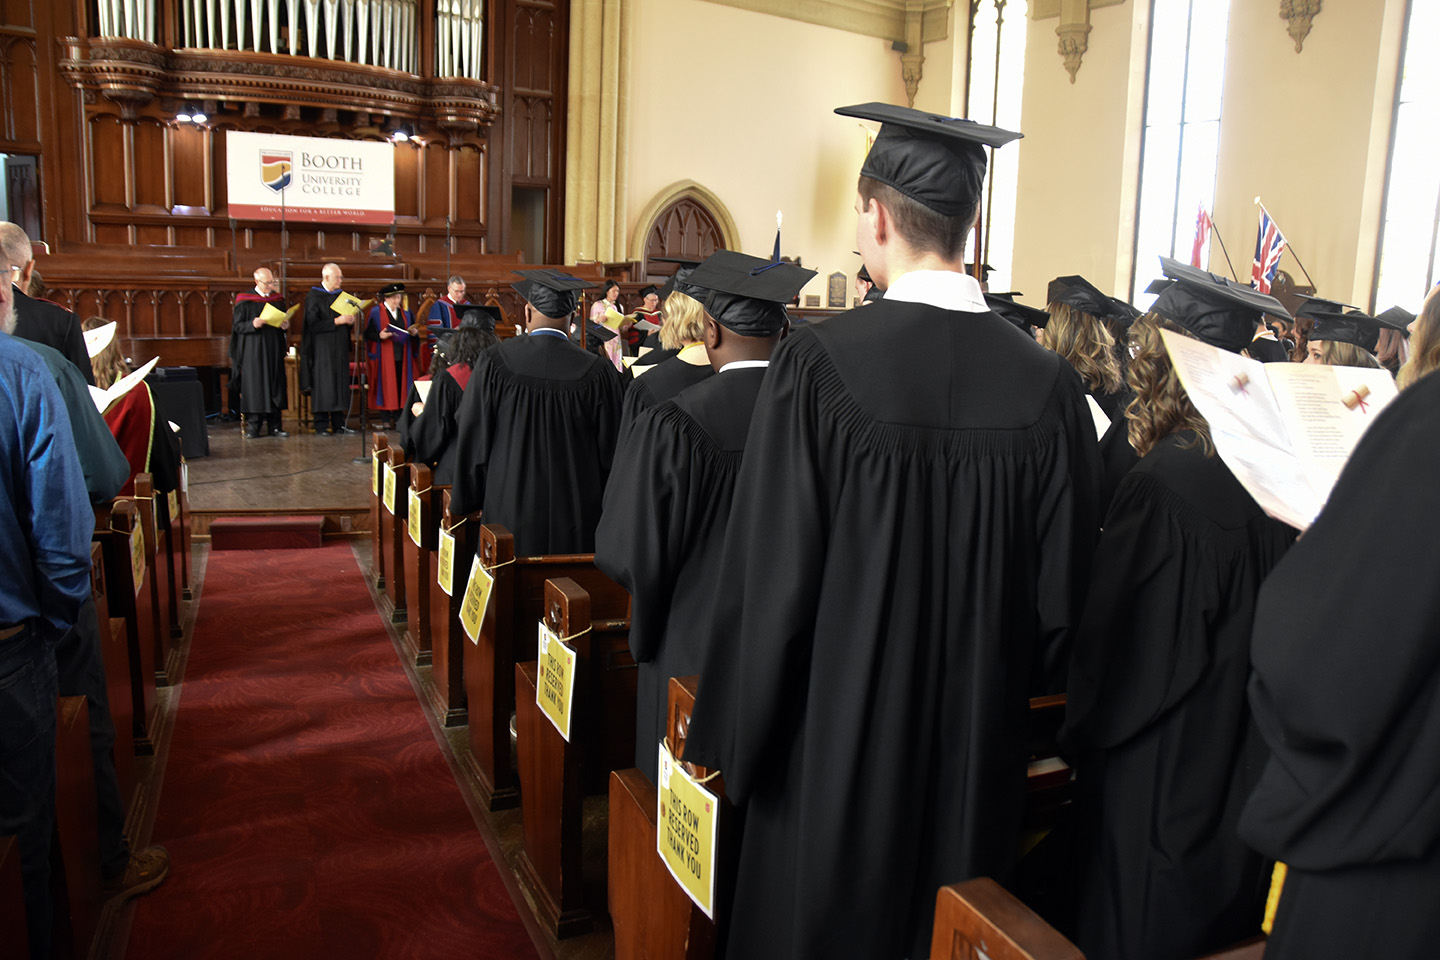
[0,624,23,641]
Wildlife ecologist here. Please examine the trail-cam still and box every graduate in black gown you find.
[449,270,624,555]
[1299,302,1404,370]
[1061,258,1298,960]
[301,262,357,434]
[407,310,498,484]
[681,102,1102,960]
[619,282,713,439]
[231,267,290,438]
[1237,284,1440,959]
[596,250,813,782]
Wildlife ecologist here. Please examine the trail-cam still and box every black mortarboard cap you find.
[985,292,1049,332]
[965,262,995,281]
[586,320,618,343]
[1047,275,1114,317]
[458,305,500,332]
[835,102,1022,216]
[1293,295,1355,321]
[685,250,817,336]
[857,264,873,283]
[638,285,659,299]
[863,287,884,303]
[511,269,595,318]
[1145,278,1173,296]
[656,258,706,303]
[379,281,406,297]
[1151,257,1292,352]
[1378,305,1416,335]
[1107,297,1142,329]
[1307,309,1387,352]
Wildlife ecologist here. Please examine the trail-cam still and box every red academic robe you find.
[365,305,416,411]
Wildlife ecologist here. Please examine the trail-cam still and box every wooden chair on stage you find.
[610,674,722,960]
[89,543,135,815]
[400,463,441,667]
[131,475,176,685]
[93,498,159,755]
[513,575,635,938]
[0,836,27,959]
[928,878,1266,960]
[427,490,475,727]
[460,525,623,811]
[381,446,410,625]
[371,433,389,591]
[52,696,101,960]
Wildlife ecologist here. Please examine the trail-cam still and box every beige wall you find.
[1010,0,1406,310]
[624,0,913,304]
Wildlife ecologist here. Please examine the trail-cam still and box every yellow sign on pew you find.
[408,487,421,546]
[657,741,720,919]
[459,555,494,644]
[382,463,397,514]
[372,452,381,495]
[437,528,455,596]
[167,489,179,524]
[129,525,145,596]
[536,622,575,742]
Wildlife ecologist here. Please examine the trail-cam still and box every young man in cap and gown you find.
[680,102,1103,960]
[596,249,813,783]
[449,270,624,555]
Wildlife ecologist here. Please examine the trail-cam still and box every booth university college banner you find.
[226,131,396,225]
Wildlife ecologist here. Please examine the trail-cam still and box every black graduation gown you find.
[1247,336,1290,363]
[397,380,423,456]
[618,355,713,440]
[681,299,1103,960]
[231,296,289,415]
[301,286,351,413]
[11,286,94,385]
[407,365,469,485]
[449,333,623,555]
[1061,433,1295,960]
[596,367,764,781]
[1238,370,1440,959]
[1094,388,1138,515]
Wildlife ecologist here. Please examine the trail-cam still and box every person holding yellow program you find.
[231,266,291,439]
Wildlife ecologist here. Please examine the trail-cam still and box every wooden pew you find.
[94,498,159,754]
[513,575,636,938]
[460,524,625,810]
[381,446,410,625]
[52,696,101,960]
[89,543,135,816]
[426,490,475,727]
[156,479,182,637]
[400,463,440,667]
[0,836,27,960]
[175,459,193,601]
[928,878,1266,960]
[370,433,389,591]
[131,474,176,685]
[610,674,721,960]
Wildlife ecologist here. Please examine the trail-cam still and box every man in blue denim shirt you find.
[0,272,92,959]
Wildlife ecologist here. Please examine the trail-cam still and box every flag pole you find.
[1209,220,1240,282]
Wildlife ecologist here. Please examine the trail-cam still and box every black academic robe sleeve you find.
[408,369,466,482]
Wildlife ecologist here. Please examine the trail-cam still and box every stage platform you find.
[187,420,377,539]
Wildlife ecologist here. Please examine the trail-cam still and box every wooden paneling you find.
[171,122,207,211]
[394,138,421,219]
[133,119,168,211]
[90,116,129,208]
[0,0,37,31]
[423,139,449,224]
[0,32,41,146]
[458,143,483,223]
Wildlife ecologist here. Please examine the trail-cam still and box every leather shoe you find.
[102,845,170,902]
[270,428,289,438]
[333,426,357,435]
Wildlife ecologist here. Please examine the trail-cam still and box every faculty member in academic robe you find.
[1061,258,1297,960]
[682,103,1102,960]
[231,267,290,438]
[1,220,94,385]
[596,250,812,782]
[1237,283,1440,959]
[301,262,357,434]
[449,269,624,555]
[364,282,417,417]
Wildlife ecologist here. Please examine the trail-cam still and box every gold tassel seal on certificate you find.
[1262,861,1287,935]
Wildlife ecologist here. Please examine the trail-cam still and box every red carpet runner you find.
[126,543,537,959]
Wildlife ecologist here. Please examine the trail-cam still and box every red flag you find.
[1191,205,1213,268]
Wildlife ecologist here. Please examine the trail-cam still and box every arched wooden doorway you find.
[633,181,741,280]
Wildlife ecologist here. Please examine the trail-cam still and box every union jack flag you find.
[1251,206,1287,294]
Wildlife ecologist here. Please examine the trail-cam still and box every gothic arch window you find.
[632,181,741,277]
